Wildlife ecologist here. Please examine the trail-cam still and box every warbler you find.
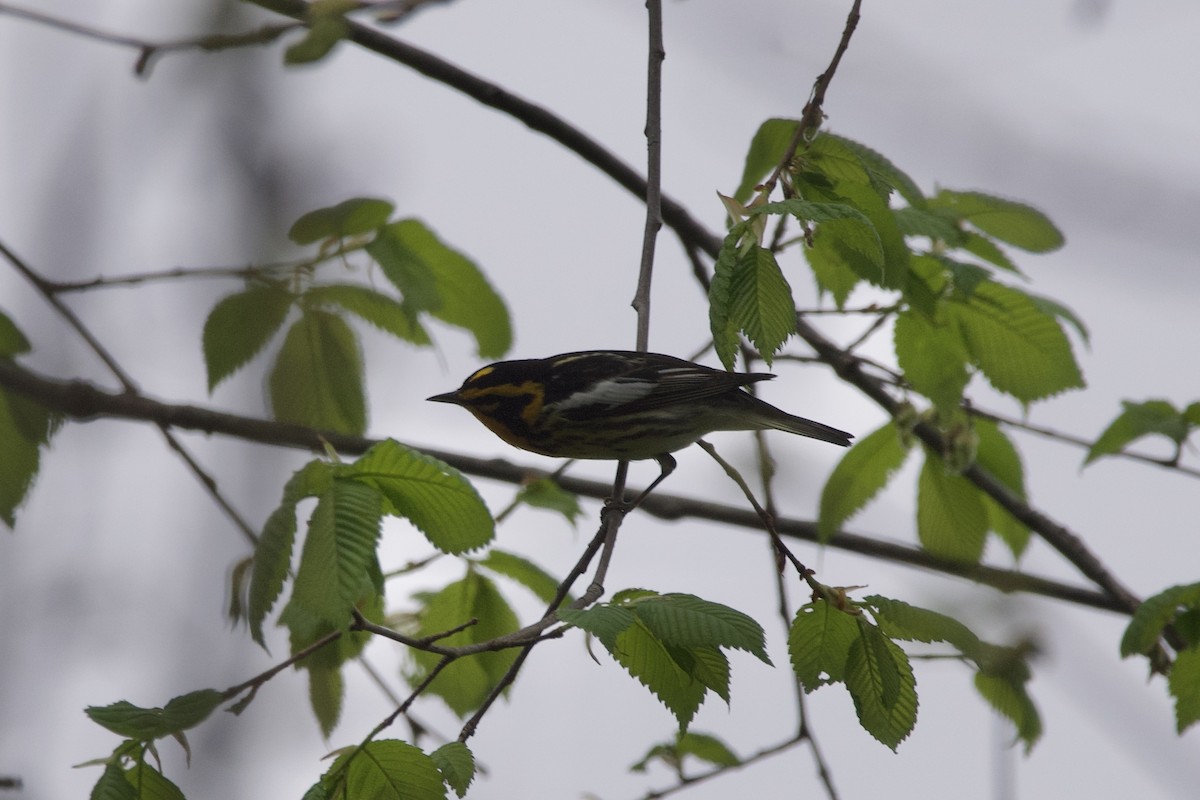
[428,350,853,504]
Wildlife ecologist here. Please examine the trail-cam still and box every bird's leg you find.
[618,453,676,512]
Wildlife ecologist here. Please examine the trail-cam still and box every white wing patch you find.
[550,377,655,410]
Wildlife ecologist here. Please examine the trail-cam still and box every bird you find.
[428,350,853,506]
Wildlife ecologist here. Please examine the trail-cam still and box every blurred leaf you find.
[0,388,59,528]
[1169,647,1200,733]
[269,309,366,434]
[893,310,971,412]
[1120,582,1200,657]
[818,133,925,207]
[930,190,1063,252]
[284,11,349,66]
[917,455,988,563]
[306,663,343,738]
[369,219,511,359]
[408,571,519,716]
[734,118,799,202]
[1085,399,1191,466]
[818,422,912,542]
[974,672,1043,750]
[478,549,566,607]
[203,283,294,392]
[515,477,581,524]
[972,418,1030,557]
[91,763,136,800]
[288,197,395,244]
[0,309,31,356]
[947,281,1084,404]
[125,761,186,800]
[304,283,431,345]
[961,232,1024,276]
[864,595,981,660]
[630,731,740,772]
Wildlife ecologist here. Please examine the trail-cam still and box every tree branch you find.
[0,357,1127,614]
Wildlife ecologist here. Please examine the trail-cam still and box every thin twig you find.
[638,734,805,800]
[0,239,260,546]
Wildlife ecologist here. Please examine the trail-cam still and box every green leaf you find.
[1085,400,1191,466]
[346,440,494,554]
[803,223,863,307]
[864,595,981,661]
[249,461,332,645]
[125,762,185,800]
[307,663,343,738]
[758,199,886,289]
[289,197,395,244]
[630,731,740,772]
[947,280,1084,404]
[788,599,862,691]
[709,222,750,369]
[893,309,971,412]
[0,387,59,528]
[557,604,637,648]
[844,620,918,750]
[1168,646,1200,733]
[929,190,1064,253]
[974,672,1043,751]
[431,742,475,798]
[917,455,988,563]
[369,220,512,359]
[304,283,431,346]
[756,198,879,231]
[289,479,383,627]
[711,243,796,367]
[324,740,448,800]
[818,422,912,542]
[269,309,366,434]
[1026,292,1090,345]
[972,418,1030,557]
[609,617,709,730]
[961,232,1024,276]
[478,549,566,607]
[795,142,911,290]
[85,689,223,740]
[202,283,294,392]
[91,763,136,800]
[0,309,31,356]
[819,133,925,208]
[733,118,799,202]
[633,593,772,665]
[408,571,519,716]
[894,206,965,244]
[1120,582,1200,657]
[284,9,350,65]
[515,477,582,525]
[673,731,740,767]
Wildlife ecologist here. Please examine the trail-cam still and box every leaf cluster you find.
[202,199,511,436]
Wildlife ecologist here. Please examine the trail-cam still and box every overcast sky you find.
[2,1,1199,798]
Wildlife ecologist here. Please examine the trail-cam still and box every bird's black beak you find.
[427,391,462,404]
